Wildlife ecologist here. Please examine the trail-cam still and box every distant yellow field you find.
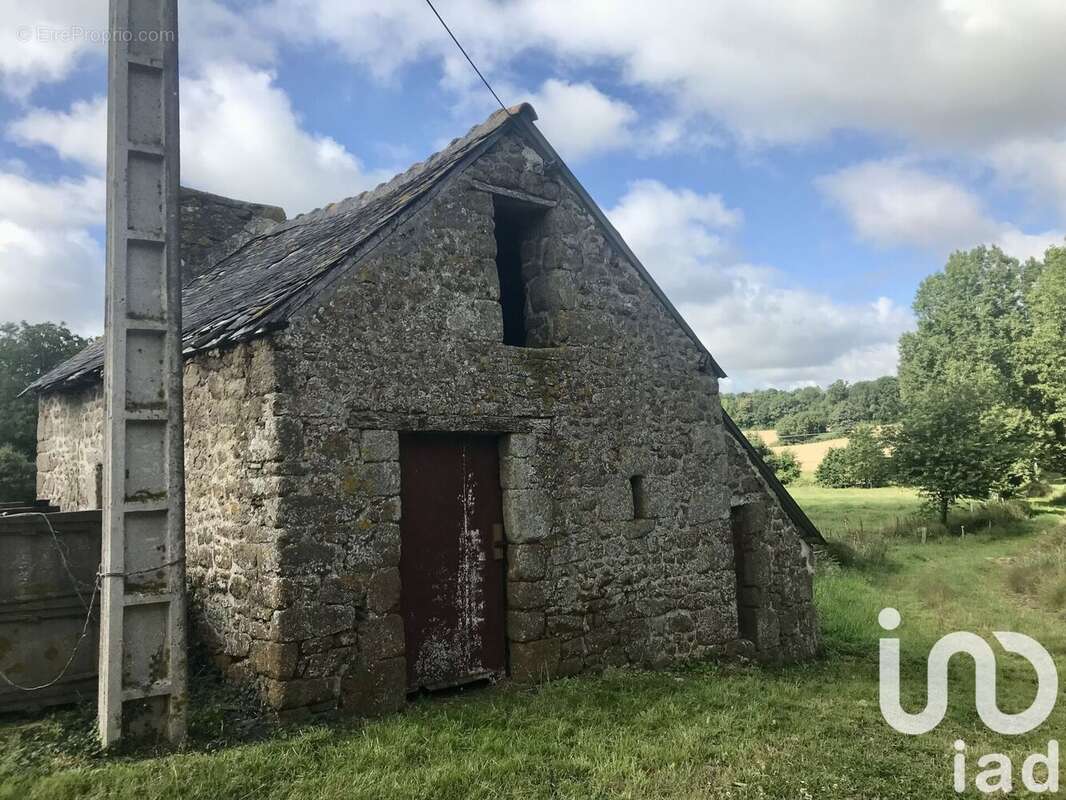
[743,428,849,472]
[749,429,779,446]
[772,437,848,473]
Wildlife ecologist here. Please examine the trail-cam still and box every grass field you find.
[3,488,1065,799]
[789,484,921,534]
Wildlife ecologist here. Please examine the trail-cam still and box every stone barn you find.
[28,104,823,719]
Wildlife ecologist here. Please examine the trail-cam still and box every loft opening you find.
[493,196,546,347]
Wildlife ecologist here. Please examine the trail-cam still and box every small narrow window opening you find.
[493,198,541,346]
[630,475,646,519]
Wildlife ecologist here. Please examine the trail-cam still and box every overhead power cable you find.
[423,0,511,115]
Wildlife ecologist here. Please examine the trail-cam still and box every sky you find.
[1,2,1065,391]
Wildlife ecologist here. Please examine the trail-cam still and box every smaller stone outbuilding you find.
[29,104,824,719]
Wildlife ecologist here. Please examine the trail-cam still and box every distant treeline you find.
[722,376,901,442]
[726,243,1066,521]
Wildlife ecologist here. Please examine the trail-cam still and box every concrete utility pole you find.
[99,0,187,746]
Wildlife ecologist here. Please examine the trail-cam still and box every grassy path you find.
[2,495,1064,799]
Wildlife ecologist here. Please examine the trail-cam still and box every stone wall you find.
[37,384,104,509]
[35,341,291,690]
[724,432,819,661]
[259,128,755,715]
[182,340,291,687]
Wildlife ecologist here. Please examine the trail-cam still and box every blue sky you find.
[2,1,1065,390]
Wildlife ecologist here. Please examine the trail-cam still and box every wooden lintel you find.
[467,179,557,208]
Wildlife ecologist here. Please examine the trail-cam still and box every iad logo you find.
[878,607,1058,735]
[878,608,1061,794]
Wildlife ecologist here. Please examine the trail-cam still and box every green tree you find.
[845,376,901,425]
[815,446,851,488]
[812,427,890,489]
[0,445,35,502]
[0,321,89,458]
[1020,245,1066,472]
[898,246,1035,405]
[844,425,892,488]
[777,409,828,443]
[749,434,802,485]
[723,376,899,435]
[888,383,1021,524]
[897,245,1051,481]
[825,379,849,405]
[766,449,802,485]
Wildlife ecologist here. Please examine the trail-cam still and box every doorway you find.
[399,434,506,691]
[731,503,763,643]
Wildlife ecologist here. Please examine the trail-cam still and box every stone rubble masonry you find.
[37,384,104,509]
[35,126,820,718]
[38,340,294,692]
[724,434,819,662]
[179,187,286,284]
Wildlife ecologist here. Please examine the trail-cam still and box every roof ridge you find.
[273,104,533,232]
[186,104,532,292]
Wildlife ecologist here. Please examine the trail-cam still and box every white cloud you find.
[513,80,715,161]
[0,0,275,100]
[525,79,636,161]
[8,96,106,170]
[10,2,1066,159]
[1,55,391,334]
[449,75,686,163]
[255,0,446,81]
[817,161,997,250]
[682,277,913,389]
[0,0,105,98]
[255,1,1066,150]
[528,2,1066,147]
[180,0,277,71]
[607,181,913,389]
[0,222,103,333]
[0,171,103,229]
[0,174,104,333]
[987,137,1066,220]
[607,179,739,296]
[993,228,1064,263]
[8,63,387,215]
[818,160,1063,260]
[179,62,387,213]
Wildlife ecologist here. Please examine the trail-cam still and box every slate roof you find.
[27,105,524,394]
[28,102,725,393]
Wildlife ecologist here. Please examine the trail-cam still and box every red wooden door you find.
[399,434,506,691]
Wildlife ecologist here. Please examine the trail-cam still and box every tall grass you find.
[817,498,1033,546]
[1005,525,1066,612]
